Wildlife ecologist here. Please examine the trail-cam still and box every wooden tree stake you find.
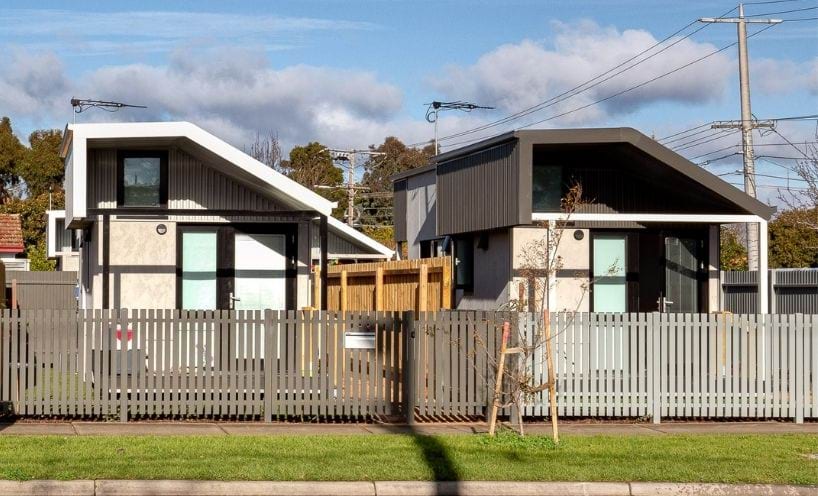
[544,309,559,444]
[488,320,510,436]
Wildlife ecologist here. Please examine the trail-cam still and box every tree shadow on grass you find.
[377,424,461,495]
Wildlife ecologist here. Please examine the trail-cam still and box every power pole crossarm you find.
[325,148,386,227]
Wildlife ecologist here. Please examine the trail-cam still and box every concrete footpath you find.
[1,420,817,436]
[0,480,817,496]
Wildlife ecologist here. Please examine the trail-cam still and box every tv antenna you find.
[425,100,494,154]
[71,98,147,122]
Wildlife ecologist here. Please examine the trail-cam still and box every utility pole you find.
[700,5,781,271]
[323,149,386,226]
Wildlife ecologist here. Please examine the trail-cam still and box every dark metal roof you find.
[389,163,436,182]
[410,127,775,220]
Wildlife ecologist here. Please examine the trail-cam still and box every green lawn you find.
[0,433,816,483]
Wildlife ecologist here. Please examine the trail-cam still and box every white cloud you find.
[753,57,818,96]
[0,46,416,151]
[430,20,734,127]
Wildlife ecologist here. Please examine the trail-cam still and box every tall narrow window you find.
[118,151,168,207]
[593,234,627,312]
[181,231,218,309]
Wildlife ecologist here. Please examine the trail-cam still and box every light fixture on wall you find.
[573,230,584,241]
[156,224,168,235]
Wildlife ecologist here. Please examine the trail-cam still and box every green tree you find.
[0,117,24,201]
[0,117,65,271]
[285,142,345,220]
[361,137,434,194]
[769,208,818,268]
[720,225,748,270]
[18,129,64,197]
[359,137,433,235]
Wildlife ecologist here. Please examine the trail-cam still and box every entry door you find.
[232,233,287,311]
[179,225,295,311]
[664,236,699,313]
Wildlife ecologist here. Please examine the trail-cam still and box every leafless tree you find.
[778,144,818,227]
[479,183,621,439]
[247,131,284,173]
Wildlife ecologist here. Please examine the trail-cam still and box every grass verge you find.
[0,432,816,483]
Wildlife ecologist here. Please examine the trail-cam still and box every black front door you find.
[663,236,701,313]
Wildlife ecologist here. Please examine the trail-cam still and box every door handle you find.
[229,292,241,310]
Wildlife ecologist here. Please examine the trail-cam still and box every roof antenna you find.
[71,98,147,123]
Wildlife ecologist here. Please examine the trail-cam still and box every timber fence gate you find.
[0,310,816,422]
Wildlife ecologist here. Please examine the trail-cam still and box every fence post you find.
[264,309,274,423]
[340,270,348,313]
[375,267,384,311]
[402,310,416,425]
[418,265,428,313]
[119,309,129,423]
[651,312,661,424]
[794,314,804,424]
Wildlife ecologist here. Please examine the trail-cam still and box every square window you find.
[118,151,167,207]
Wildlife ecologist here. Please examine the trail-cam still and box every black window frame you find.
[117,150,169,209]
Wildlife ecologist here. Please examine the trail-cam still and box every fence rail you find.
[0,309,815,422]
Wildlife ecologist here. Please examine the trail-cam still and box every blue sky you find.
[0,0,816,203]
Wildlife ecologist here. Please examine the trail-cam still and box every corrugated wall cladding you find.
[87,148,285,211]
[436,140,519,236]
[310,225,375,256]
[168,149,283,211]
[88,149,117,208]
[393,179,407,242]
[721,269,818,314]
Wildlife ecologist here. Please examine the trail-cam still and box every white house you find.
[59,121,393,311]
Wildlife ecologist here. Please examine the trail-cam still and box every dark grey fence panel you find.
[722,269,818,314]
[5,271,77,310]
[721,271,759,314]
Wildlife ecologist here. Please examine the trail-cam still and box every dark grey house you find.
[392,128,775,313]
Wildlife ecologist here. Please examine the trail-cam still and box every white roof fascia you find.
[327,216,394,258]
[68,121,336,218]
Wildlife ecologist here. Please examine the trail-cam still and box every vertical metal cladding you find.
[87,148,284,212]
[436,139,519,236]
[393,179,408,242]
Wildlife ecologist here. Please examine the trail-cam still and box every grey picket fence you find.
[410,312,817,423]
[0,309,406,421]
[1,309,816,422]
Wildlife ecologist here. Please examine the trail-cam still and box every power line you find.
[771,128,814,159]
[669,129,737,149]
[410,6,742,149]
[661,125,721,145]
[746,5,818,16]
[673,130,743,152]
[515,24,778,131]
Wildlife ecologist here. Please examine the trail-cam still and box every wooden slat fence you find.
[320,257,452,312]
[1,310,815,422]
